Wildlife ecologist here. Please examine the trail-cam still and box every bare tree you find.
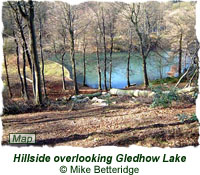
[13,31,24,97]
[60,3,79,95]
[18,0,43,104]
[128,3,160,88]
[3,54,12,98]
[7,8,25,97]
[95,32,102,90]
[107,6,119,89]
[8,2,33,72]
[6,2,30,99]
[90,17,102,90]
[91,4,109,91]
[61,52,66,90]
[38,6,47,98]
[101,7,108,91]
[165,3,196,77]
[22,44,29,100]
[89,5,103,90]
[127,28,133,87]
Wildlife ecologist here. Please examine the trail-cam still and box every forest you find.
[1,0,199,147]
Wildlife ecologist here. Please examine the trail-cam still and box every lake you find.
[49,52,190,89]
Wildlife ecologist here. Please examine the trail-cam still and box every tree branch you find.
[17,1,28,19]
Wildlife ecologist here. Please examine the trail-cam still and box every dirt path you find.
[1,100,199,147]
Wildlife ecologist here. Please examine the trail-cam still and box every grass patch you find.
[44,60,70,78]
[150,77,179,85]
[2,54,70,79]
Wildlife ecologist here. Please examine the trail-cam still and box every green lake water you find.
[49,52,188,89]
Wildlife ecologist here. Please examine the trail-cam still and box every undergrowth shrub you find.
[150,86,179,108]
[177,113,199,123]
[3,100,43,115]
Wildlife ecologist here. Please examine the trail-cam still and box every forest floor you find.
[1,72,199,148]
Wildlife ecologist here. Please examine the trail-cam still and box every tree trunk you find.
[127,30,132,87]
[138,32,149,88]
[138,34,149,88]
[71,47,79,95]
[14,32,24,97]
[22,45,29,100]
[109,36,113,89]
[83,46,86,86]
[110,88,155,97]
[103,30,107,91]
[70,30,79,95]
[178,32,183,77]
[39,17,47,98]
[158,57,163,79]
[159,67,163,79]
[29,0,42,105]
[101,8,108,91]
[20,30,32,72]
[4,54,12,98]
[142,56,149,88]
[32,64,36,97]
[127,48,131,87]
[130,6,150,88]
[61,52,66,90]
[67,5,79,95]
[96,35,102,90]
[15,13,32,71]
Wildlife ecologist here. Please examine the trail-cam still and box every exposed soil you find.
[1,73,199,148]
